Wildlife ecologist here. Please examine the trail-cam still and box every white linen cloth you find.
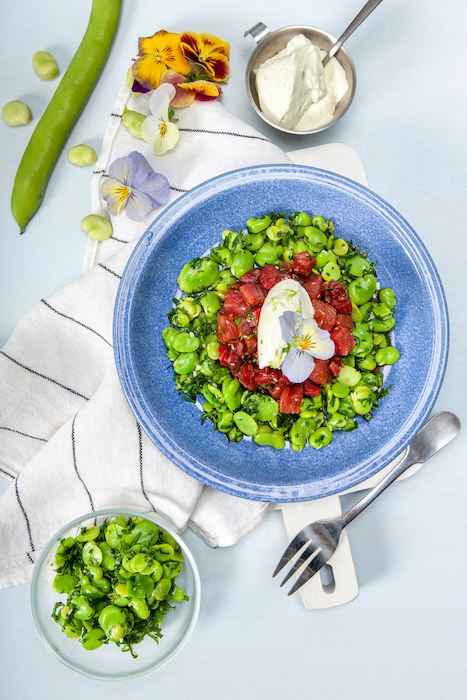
[0,75,293,588]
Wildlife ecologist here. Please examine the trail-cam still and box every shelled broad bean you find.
[163,211,398,451]
[51,516,189,657]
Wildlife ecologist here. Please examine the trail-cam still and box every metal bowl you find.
[244,23,357,135]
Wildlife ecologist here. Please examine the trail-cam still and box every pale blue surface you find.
[114,165,448,501]
[1,1,467,699]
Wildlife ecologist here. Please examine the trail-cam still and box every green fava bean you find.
[303,226,328,252]
[350,385,375,415]
[346,256,372,277]
[211,246,232,266]
[98,605,127,639]
[167,585,189,602]
[293,212,312,227]
[247,215,271,233]
[337,365,362,387]
[72,596,95,620]
[81,583,105,600]
[173,351,199,375]
[129,598,151,619]
[52,573,78,594]
[154,577,172,600]
[2,100,31,126]
[218,411,235,432]
[178,257,219,293]
[311,215,328,231]
[151,543,174,562]
[122,106,146,139]
[126,573,154,599]
[309,427,333,449]
[172,332,200,353]
[82,628,106,651]
[372,316,396,333]
[77,525,100,542]
[332,382,350,398]
[163,327,180,349]
[233,411,258,436]
[230,250,255,279]
[244,233,265,251]
[162,561,183,579]
[321,261,341,282]
[82,541,103,566]
[351,323,374,357]
[357,355,377,371]
[254,432,285,449]
[255,244,283,267]
[375,346,399,365]
[348,274,377,305]
[379,288,396,309]
[222,377,242,411]
[200,291,221,316]
[33,51,59,79]
[206,341,220,360]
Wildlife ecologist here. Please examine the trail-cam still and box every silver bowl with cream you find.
[244,23,357,135]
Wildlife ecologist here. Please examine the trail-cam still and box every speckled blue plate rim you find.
[113,164,449,503]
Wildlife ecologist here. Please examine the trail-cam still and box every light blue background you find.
[1,1,466,699]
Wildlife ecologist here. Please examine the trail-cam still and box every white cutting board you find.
[274,144,422,610]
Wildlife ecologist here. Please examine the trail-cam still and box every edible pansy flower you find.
[133,30,191,90]
[141,84,180,155]
[279,310,335,383]
[100,151,170,221]
[161,69,222,107]
[179,31,230,82]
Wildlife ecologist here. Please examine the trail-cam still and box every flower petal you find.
[123,189,154,221]
[153,121,179,156]
[131,170,170,208]
[279,310,300,344]
[179,31,230,82]
[160,69,195,107]
[127,151,155,176]
[100,178,131,216]
[108,155,138,186]
[134,30,191,89]
[180,79,222,102]
[141,115,160,145]
[148,84,176,116]
[281,347,316,383]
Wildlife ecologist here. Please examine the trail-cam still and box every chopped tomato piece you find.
[312,299,337,331]
[330,326,356,356]
[278,385,303,414]
[239,282,267,308]
[258,264,292,290]
[222,288,249,317]
[323,281,352,314]
[243,335,257,355]
[218,341,244,368]
[292,251,316,276]
[246,306,262,329]
[329,357,344,376]
[239,268,261,284]
[303,380,321,397]
[237,363,257,390]
[334,314,353,329]
[216,314,240,342]
[268,385,283,399]
[303,274,323,300]
[309,358,332,385]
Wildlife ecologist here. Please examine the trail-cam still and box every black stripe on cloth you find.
[98,263,122,279]
[0,351,90,401]
[170,186,189,193]
[109,236,129,244]
[137,423,155,511]
[15,474,35,552]
[0,425,47,442]
[71,415,94,512]
[41,299,112,347]
[27,552,34,564]
[111,113,123,118]
[0,465,15,479]
[93,169,106,175]
[178,128,271,143]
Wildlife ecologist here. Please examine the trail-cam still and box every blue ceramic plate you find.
[113,165,449,502]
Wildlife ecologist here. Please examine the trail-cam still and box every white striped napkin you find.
[0,75,293,588]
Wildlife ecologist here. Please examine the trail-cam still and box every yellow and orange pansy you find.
[161,70,222,107]
[179,31,230,82]
[133,30,191,90]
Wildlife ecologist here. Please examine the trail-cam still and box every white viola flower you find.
[279,310,335,383]
[141,83,180,155]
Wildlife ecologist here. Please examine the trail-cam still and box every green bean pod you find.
[11,0,122,232]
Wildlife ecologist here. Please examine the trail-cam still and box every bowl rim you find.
[29,507,201,680]
[245,23,357,135]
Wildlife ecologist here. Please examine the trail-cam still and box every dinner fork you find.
[273,411,461,596]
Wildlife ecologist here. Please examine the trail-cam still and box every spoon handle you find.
[324,0,384,65]
[339,411,461,528]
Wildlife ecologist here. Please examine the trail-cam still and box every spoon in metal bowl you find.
[322,0,384,66]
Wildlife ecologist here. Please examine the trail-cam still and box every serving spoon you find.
[322,0,383,66]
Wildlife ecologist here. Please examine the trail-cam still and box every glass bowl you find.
[244,22,357,134]
[30,507,201,680]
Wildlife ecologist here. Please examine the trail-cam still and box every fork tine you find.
[279,541,321,587]
[272,530,311,578]
[287,553,327,596]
